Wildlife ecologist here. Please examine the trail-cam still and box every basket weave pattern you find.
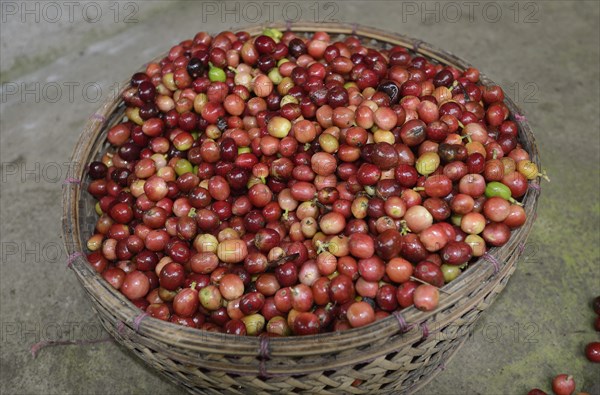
[62,23,540,394]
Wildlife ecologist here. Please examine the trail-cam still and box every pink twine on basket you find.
[351,23,359,36]
[420,323,429,340]
[285,20,292,32]
[133,313,148,332]
[67,252,83,268]
[483,252,500,274]
[30,338,111,358]
[89,113,106,122]
[529,182,541,191]
[116,321,126,335]
[438,362,446,371]
[413,40,423,53]
[258,334,271,377]
[63,177,81,185]
[518,243,526,254]
[393,311,413,333]
[514,113,527,122]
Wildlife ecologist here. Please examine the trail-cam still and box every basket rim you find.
[62,22,541,356]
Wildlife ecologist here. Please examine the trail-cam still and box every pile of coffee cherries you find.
[84,28,544,336]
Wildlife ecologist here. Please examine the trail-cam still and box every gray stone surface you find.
[1,1,599,394]
[0,1,169,82]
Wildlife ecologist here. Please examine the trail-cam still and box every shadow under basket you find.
[62,22,541,395]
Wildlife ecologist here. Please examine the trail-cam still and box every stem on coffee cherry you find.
[409,276,452,295]
[315,240,330,254]
[267,253,300,268]
[511,198,523,206]
[313,200,330,213]
[399,220,411,236]
[538,169,551,182]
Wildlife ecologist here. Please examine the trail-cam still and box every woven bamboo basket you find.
[62,22,541,394]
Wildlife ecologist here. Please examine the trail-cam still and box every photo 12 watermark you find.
[518,241,541,265]
[505,81,540,104]
[1,241,74,265]
[198,1,340,24]
[1,81,125,104]
[472,321,540,344]
[1,1,140,24]
[418,320,541,344]
[397,1,541,24]
[1,320,106,344]
[0,160,83,184]
[0,239,101,278]
[1,320,112,359]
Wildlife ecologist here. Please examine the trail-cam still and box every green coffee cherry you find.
[174,159,193,176]
[485,181,518,203]
[208,63,226,82]
[262,28,283,42]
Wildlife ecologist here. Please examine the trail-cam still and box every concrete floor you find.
[1,1,599,394]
